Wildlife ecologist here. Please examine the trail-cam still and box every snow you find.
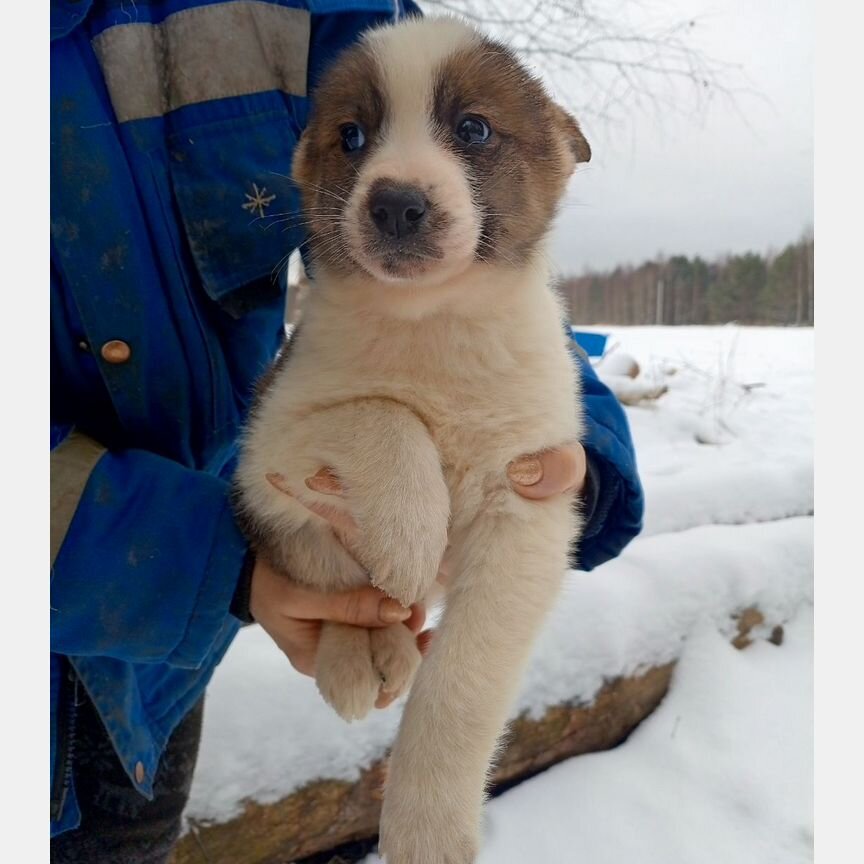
[363,608,813,864]
[591,327,814,537]
[184,326,814,859]
[517,517,811,718]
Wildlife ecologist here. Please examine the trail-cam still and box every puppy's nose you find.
[369,185,427,239]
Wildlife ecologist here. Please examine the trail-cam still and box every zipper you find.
[50,663,81,823]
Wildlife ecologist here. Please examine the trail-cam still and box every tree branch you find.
[418,0,748,128]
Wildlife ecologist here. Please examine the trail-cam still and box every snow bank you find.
[364,608,814,864]
[594,327,814,536]
[187,517,812,824]
[518,517,812,718]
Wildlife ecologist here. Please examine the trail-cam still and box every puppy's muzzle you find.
[368,182,428,240]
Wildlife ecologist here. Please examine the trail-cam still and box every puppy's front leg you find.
[239,398,446,720]
[379,495,577,864]
[292,398,450,606]
[243,397,450,606]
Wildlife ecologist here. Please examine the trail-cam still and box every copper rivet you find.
[135,761,145,783]
[101,340,132,364]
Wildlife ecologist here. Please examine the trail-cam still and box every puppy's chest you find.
[290,315,580,467]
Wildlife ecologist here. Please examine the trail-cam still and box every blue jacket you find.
[50,0,643,837]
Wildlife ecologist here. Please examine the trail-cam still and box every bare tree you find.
[418,0,745,128]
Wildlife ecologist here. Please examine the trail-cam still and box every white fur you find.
[346,19,483,285]
[235,18,584,864]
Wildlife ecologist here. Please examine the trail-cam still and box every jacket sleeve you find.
[50,433,248,669]
[573,354,645,571]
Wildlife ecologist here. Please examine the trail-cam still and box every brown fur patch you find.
[432,38,590,262]
[248,324,302,411]
[291,43,386,274]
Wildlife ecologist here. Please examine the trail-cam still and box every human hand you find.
[506,443,588,499]
[262,444,585,668]
[268,442,588,518]
[249,556,426,678]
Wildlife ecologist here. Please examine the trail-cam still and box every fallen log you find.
[171,608,775,864]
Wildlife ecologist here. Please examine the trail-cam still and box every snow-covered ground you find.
[601,327,813,537]
[185,326,814,862]
[364,609,813,864]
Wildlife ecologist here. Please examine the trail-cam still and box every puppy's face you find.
[293,17,590,287]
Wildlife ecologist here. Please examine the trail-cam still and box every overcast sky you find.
[543,0,813,274]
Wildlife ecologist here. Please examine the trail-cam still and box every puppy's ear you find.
[552,104,591,171]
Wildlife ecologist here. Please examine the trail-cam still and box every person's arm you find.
[503,353,644,569]
[574,355,645,570]
[50,432,248,668]
[50,431,421,682]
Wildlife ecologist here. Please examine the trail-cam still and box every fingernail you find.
[375,691,396,708]
[507,457,543,486]
[379,598,411,623]
[265,473,293,495]
[305,467,344,496]
[371,761,389,799]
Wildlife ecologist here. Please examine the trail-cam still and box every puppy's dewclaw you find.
[234,15,589,863]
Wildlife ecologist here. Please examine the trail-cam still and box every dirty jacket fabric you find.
[50,0,420,835]
[49,0,643,837]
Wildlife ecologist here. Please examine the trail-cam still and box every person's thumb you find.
[321,587,412,628]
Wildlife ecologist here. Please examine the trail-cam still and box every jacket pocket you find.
[165,104,306,316]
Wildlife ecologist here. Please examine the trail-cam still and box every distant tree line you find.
[559,233,814,326]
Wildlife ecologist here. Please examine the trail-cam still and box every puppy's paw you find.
[315,635,381,722]
[370,624,421,699]
[378,797,479,864]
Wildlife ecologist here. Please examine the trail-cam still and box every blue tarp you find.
[569,329,609,358]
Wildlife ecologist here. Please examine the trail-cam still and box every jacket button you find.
[101,340,132,364]
[135,762,145,784]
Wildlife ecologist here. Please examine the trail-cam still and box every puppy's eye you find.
[340,123,366,153]
[455,115,492,145]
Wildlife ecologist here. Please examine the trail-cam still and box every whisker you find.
[287,177,351,206]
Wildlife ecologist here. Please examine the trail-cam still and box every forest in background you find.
[559,233,814,326]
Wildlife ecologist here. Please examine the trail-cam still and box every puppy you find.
[234,16,590,864]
